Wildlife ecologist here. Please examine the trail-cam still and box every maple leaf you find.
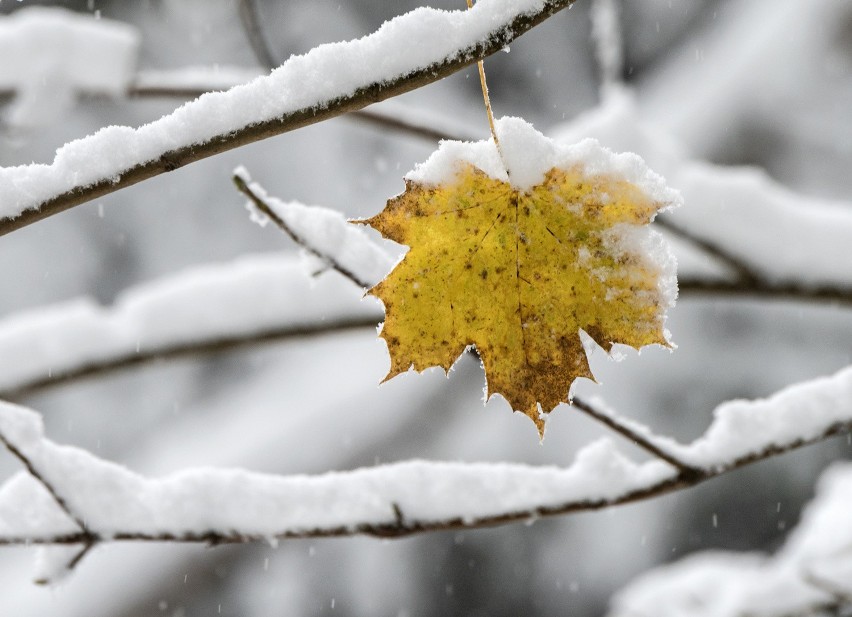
[357,118,679,436]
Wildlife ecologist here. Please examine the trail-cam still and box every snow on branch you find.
[130,70,480,143]
[0,254,380,399]
[233,167,394,289]
[1,366,851,581]
[0,0,576,236]
[0,7,139,128]
[608,462,852,617]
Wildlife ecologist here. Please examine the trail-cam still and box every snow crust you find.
[0,253,380,393]
[0,7,139,128]
[0,0,556,220]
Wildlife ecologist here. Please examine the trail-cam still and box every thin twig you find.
[0,434,91,535]
[677,277,852,306]
[0,0,577,238]
[656,216,761,284]
[346,106,478,142]
[0,431,98,581]
[571,396,703,478]
[236,0,278,70]
[232,172,372,289]
[0,428,97,580]
[0,418,848,548]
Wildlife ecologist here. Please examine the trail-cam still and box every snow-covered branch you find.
[608,461,852,617]
[0,254,381,399]
[1,366,851,575]
[0,7,139,128]
[0,0,576,236]
[130,71,479,143]
[233,167,393,290]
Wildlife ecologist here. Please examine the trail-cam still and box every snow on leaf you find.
[356,118,679,436]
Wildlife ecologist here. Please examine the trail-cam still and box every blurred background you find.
[0,0,851,615]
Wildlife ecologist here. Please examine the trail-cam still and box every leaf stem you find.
[466,0,508,170]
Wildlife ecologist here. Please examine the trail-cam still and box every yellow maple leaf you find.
[357,118,679,436]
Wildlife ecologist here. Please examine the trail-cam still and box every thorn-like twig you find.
[571,396,703,479]
[392,502,405,527]
[65,540,96,571]
[232,171,372,289]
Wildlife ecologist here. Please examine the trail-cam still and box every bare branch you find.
[656,216,761,285]
[236,0,278,71]
[571,396,703,478]
[346,106,480,142]
[677,277,852,307]
[0,0,577,238]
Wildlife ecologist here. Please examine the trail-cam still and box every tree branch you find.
[3,280,850,402]
[0,0,576,237]
[0,388,852,545]
[0,414,848,548]
[1,315,377,400]
[571,396,703,478]
[656,216,761,285]
[0,423,97,579]
[0,434,90,536]
[236,0,278,71]
[234,0,476,144]
[677,277,852,307]
[233,172,372,289]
